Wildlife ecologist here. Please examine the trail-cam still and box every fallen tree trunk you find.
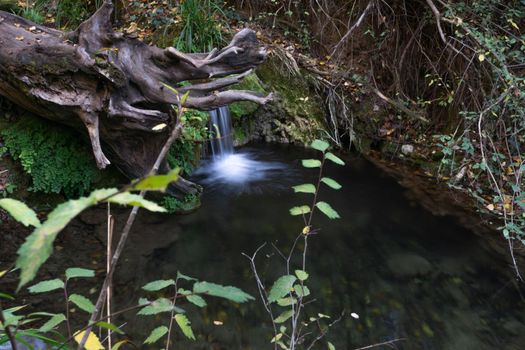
[0,0,271,195]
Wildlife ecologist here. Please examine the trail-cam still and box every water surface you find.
[114,143,525,349]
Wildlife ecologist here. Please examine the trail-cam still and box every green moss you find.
[256,57,324,120]
[161,193,201,214]
[230,73,267,119]
[0,115,99,198]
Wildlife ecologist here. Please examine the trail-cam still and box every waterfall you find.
[209,106,234,158]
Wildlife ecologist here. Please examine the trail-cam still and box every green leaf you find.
[274,310,294,324]
[311,139,330,152]
[0,292,14,300]
[316,201,340,219]
[268,275,297,303]
[112,340,131,350]
[142,279,175,292]
[294,284,310,298]
[292,184,316,194]
[180,91,190,105]
[295,270,309,281]
[133,169,180,192]
[193,282,254,303]
[69,294,95,313]
[289,206,311,216]
[95,321,125,335]
[108,193,166,212]
[186,295,207,308]
[0,198,40,227]
[65,268,95,280]
[143,326,168,344]
[175,314,196,340]
[325,152,345,166]
[327,341,336,350]
[177,271,197,281]
[39,313,66,333]
[162,82,179,96]
[277,297,297,306]
[302,159,322,168]
[321,177,342,190]
[15,188,120,289]
[28,279,64,293]
[137,298,174,316]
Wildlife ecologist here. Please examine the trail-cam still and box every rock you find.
[401,144,414,155]
[386,253,432,278]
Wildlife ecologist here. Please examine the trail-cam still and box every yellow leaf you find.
[486,203,495,211]
[0,270,7,278]
[478,54,485,62]
[74,331,105,350]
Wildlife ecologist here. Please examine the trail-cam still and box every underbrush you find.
[0,115,98,198]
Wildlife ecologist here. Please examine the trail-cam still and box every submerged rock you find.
[386,253,432,278]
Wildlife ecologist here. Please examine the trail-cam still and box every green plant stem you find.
[63,281,72,339]
[78,100,184,350]
[0,301,18,350]
[165,284,179,350]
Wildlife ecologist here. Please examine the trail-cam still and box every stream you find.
[101,143,525,349]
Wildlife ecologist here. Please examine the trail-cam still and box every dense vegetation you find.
[1,0,525,348]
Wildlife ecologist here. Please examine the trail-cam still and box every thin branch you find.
[77,98,185,350]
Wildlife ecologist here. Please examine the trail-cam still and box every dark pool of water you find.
[112,143,525,350]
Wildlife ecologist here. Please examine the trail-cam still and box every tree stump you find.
[0,1,271,195]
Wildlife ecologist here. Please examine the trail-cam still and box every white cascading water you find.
[209,106,234,158]
[194,106,288,188]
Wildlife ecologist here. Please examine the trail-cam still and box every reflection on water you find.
[114,143,525,350]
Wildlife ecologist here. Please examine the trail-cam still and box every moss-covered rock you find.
[232,53,327,146]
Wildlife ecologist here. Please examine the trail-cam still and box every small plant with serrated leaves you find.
[138,272,254,348]
[0,168,254,349]
[244,139,345,350]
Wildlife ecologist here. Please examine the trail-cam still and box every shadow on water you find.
[112,143,525,350]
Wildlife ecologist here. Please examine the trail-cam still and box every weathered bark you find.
[0,1,271,195]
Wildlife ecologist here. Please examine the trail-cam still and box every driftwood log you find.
[0,0,271,195]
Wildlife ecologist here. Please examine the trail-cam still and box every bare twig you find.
[354,338,406,350]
